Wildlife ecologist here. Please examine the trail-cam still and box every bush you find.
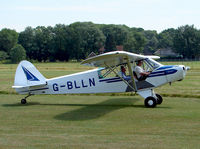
[0,51,8,61]
[10,44,26,63]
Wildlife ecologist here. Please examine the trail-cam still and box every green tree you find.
[10,44,26,63]
[51,24,72,61]
[18,27,35,60]
[34,26,53,61]
[100,25,129,51]
[69,22,105,59]
[0,28,18,54]
[124,28,146,53]
[19,26,55,62]
[124,33,136,52]
[143,30,158,54]
[158,28,176,48]
[173,25,200,58]
[133,32,146,53]
[0,51,8,61]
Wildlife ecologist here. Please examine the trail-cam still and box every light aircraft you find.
[12,51,189,108]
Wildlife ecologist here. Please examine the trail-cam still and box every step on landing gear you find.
[21,94,32,104]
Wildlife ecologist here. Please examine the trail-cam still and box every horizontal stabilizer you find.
[12,83,47,89]
[12,86,28,89]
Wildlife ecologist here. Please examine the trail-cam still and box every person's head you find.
[136,60,143,66]
[121,66,126,73]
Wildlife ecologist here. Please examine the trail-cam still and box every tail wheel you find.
[21,99,27,104]
[156,94,163,105]
[144,97,157,108]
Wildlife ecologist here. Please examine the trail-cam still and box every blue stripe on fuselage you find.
[148,69,177,78]
[99,76,130,83]
[99,69,178,83]
[99,77,120,82]
[156,65,178,70]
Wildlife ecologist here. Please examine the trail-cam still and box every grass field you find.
[0,61,200,148]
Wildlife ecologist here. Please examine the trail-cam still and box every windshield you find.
[144,58,162,70]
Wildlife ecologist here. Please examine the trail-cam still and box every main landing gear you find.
[138,90,163,108]
[144,94,163,108]
[21,94,32,104]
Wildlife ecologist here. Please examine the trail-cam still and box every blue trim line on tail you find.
[22,66,40,81]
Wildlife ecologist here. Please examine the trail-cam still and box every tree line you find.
[0,22,200,63]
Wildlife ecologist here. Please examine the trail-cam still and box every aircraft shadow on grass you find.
[2,97,170,121]
[54,97,142,121]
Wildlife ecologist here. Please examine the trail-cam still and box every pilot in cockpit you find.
[134,60,151,81]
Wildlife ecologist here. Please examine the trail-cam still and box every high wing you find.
[81,51,160,67]
[82,51,160,92]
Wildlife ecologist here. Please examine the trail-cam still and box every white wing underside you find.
[81,51,160,67]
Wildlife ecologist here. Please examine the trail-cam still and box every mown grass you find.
[0,61,200,148]
[0,94,200,149]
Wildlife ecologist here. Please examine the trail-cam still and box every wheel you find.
[156,94,163,105]
[144,96,157,108]
[21,99,27,104]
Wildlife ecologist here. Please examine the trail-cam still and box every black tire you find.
[156,94,163,105]
[21,99,27,104]
[144,97,157,108]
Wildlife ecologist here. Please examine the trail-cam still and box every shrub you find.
[0,51,8,61]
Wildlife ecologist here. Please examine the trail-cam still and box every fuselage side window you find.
[98,65,130,79]
[98,67,117,79]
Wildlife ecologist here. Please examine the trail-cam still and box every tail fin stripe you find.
[22,66,40,81]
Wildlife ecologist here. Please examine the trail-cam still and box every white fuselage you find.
[17,65,186,95]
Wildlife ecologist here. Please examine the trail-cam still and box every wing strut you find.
[125,56,137,92]
[104,62,136,92]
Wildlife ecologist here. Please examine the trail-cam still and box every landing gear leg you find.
[155,93,163,105]
[21,94,32,104]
